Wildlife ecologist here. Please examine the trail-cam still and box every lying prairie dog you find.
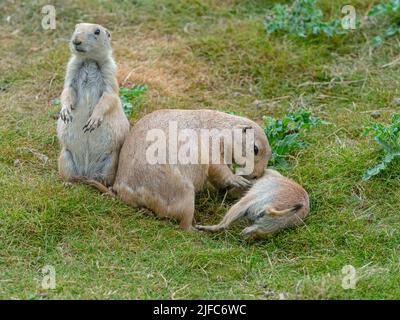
[196,169,310,239]
[57,23,130,186]
[82,109,271,230]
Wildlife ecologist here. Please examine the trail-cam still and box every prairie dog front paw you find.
[60,107,73,123]
[240,225,259,240]
[230,175,252,189]
[83,114,103,133]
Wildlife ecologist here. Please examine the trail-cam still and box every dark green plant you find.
[363,113,400,180]
[368,0,400,47]
[119,84,147,117]
[263,110,327,168]
[264,0,400,47]
[264,0,343,38]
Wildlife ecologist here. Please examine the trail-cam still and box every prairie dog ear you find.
[104,28,111,39]
[236,124,253,132]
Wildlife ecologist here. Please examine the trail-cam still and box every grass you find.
[0,0,400,299]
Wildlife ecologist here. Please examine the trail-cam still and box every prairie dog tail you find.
[70,176,116,196]
[266,204,303,217]
[196,200,249,232]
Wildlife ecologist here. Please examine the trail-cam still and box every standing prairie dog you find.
[57,23,129,186]
[196,169,310,239]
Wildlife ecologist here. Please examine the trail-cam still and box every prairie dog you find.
[196,169,310,239]
[81,109,271,230]
[57,23,130,186]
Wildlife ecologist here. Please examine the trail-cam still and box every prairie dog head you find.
[70,23,112,61]
[233,124,272,179]
[251,127,271,179]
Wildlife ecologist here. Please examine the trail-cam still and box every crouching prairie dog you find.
[196,169,310,239]
[114,109,271,230]
[85,109,271,230]
[57,23,130,186]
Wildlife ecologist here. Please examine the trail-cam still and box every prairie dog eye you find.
[94,29,101,35]
[254,145,259,156]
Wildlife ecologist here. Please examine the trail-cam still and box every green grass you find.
[1,0,400,299]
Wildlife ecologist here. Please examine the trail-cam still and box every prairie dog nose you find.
[73,38,82,45]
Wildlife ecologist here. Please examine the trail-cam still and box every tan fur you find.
[57,23,130,186]
[267,206,298,216]
[114,109,271,230]
[84,109,271,230]
[196,169,310,239]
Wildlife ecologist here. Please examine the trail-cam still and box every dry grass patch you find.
[115,30,213,111]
